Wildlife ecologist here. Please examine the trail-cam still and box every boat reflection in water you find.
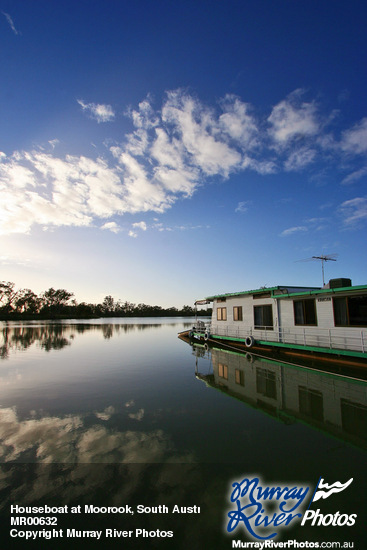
[192,342,367,451]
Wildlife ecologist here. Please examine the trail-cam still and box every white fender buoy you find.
[245,335,254,348]
[204,331,209,341]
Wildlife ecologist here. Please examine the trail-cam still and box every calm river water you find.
[0,318,366,548]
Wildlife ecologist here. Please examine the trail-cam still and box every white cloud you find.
[305,217,329,232]
[0,152,117,234]
[117,152,170,213]
[48,139,59,150]
[235,201,251,213]
[132,221,147,231]
[268,90,319,146]
[0,150,177,235]
[101,222,121,234]
[125,128,149,156]
[284,147,316,171]
[161,90,242,177]
[1,89,366,236]
[341,166,367,185]
[339,197,367,226]
[340,118,367,155]
[278,216,331,238]
[129,98,159,129]
[77,99,115,123]
[2,12,20,35]
[279,226,308,237]
[219,95,259,149]
[128,221,147,237]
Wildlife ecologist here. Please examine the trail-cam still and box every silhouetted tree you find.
[182,305,195,315]
[14,289,40,314]
[40,288,74,316]
[101,295,115,315]
[0,281,18,313]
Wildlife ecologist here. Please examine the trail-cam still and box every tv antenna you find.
[296,254,338,286]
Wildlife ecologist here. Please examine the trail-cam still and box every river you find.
[0,318,366,548]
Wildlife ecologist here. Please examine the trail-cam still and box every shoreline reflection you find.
[0,320,194,358]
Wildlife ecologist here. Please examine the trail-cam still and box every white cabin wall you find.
[315,298,334,328]
[278,298,339,346]
[275,296,367,351]
[212,295,278,333]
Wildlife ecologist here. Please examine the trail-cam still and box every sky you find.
[0,0,366,308]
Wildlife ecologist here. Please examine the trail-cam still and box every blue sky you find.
[0,0,366,308]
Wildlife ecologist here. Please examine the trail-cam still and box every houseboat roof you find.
[200,282,367,303]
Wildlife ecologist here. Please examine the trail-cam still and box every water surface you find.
[0,319,366,547]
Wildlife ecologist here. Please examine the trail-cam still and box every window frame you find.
[217,307,227,321]
[218,363,228,380]
[235,369,244,386]
[253,304,274,330]
[293,299,317,326]
[233,306,243,321]
[333,295,367,327]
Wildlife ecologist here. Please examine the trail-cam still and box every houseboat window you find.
[294,299,317,326]
[233,306,243,321]
[217,307,227,321]
[256,368,276,399]
[333,295,367,326]
[253,305,273,330]
[218,363,228,380]
[341,399,367,439]
[217,298,226,303]
[235,369,244,386]
[299,387,324,422]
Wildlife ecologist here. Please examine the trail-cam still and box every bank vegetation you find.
[0,281,211,320]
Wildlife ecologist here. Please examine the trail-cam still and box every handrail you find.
[205,323,367,353]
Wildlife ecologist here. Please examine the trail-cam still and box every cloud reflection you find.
[0,406,194,464]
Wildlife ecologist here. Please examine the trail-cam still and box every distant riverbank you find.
[0,281,211,321]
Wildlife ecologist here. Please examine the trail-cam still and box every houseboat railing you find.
[192,320,211,334]
[200,323,367,354]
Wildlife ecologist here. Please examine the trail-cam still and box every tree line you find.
[0,281,211,319]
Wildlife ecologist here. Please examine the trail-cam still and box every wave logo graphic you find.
[301,477,357,528]
[310,477,353,504]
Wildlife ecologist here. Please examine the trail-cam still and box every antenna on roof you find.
[296,253,338,286]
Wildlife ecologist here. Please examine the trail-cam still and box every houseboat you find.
[187,278,367,365]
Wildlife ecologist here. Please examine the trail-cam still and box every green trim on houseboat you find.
[204,283,367,302]
[205,286,310,301]
[208,334,366,359]
[274,284,367,300]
